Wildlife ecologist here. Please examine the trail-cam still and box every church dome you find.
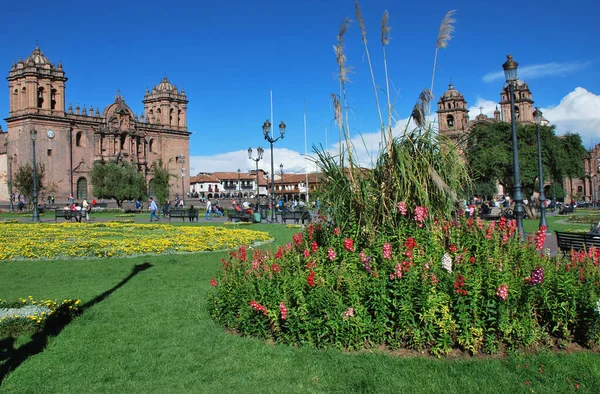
[153,76,177,93]
[442,83,462,99]
[24,45,53,66]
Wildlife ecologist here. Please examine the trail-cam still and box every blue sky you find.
[2,0,599,175]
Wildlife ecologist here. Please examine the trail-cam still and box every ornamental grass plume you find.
[430,10,457,117]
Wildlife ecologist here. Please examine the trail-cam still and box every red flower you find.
[343,238,355,252]
[293,233,303,247]
[454,274,467,295]
[304,249,310,258]
[404,237,417,250]
[271,263,281,273]
[327,247,337,261]
[307,271,316,287]
[311,241,318,253]
[274,246,284,259]
[535,225,547,250]
[250,300,267,315]
[334,227,341,236]
[210,278,217,287]
[279,302,288,320]
[239,245,247,262]
[449,244,457,253]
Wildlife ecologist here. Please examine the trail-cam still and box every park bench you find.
[281,210,312,224]
[94,202,108,208]
[558,205,575,215]
[555,231,600,253]
[168,209,198,222]
[54,209,83,222]
[227,210,252,222]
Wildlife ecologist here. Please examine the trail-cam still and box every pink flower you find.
[250,300,267,315]
[414,206,429,227]
[359,250,367,263]
[304,249,310,258]
[383,242,392,260]
[343,307,355,320]
[293,233,303,246]
[535,226,547,250]
[397,201,407,215]
[496,284,508,300]
[210,278,217,287]
[343,238,355,252]
[279,302,288,320]
[328,247,337,261]
[334,227,341,236]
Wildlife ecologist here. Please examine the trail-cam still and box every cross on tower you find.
[479,106,484,115]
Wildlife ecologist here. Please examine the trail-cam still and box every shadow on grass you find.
[0,262,152,385]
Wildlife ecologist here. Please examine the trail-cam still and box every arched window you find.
[37,87,44,108]
[51,88,57,110]
[169,108,174,125]
[149,138,154,153]
[75,131,82,147]
[514,106,520,120]
[120,134,126,150]
[578,185,583,193]
[446,115,454,127]
[21,87,26,109]
[148,109,154,122]
[156,108,161,123]
[177,109,182,126]
[77,177,88,200]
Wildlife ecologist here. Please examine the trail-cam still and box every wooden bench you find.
[54,209,83,222]
[168,209,198,222]
[281,210,312,224]
[227,210,251,222]
[559,205,575,215]
[555,231,600,252]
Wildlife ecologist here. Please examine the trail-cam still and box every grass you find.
[522,210,597,235]
[1,223,599,392]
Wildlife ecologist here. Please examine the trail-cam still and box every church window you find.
[120,134,126,150]
[149,138,154,153]
[178,109,182,126]
[47,149,52,156]
[446,115,454,127]
[75,131,82,147]
[51,89,57,110]
[514,106,520,120]
[169,108,174,125]
[578,185,583,193]
[447,103,452,109]
[37,87,44,108]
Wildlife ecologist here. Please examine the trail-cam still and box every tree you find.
[465,122,587,202]
[12,163,45,206]
[90,161,147,208]
[149,159,173,206]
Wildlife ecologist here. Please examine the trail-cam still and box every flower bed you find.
[0,297,82,337]
[0,222,272,260]
[208,211,600,356]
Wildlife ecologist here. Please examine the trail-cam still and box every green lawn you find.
[1,223,600,392]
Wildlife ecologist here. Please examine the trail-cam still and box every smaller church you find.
[1,45,191,202]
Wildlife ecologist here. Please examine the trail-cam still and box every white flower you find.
[442,253,453,273]
[596,300,600,316]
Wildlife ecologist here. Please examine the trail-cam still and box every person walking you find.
[82,199,90,221]
[205,198,213,221]
[149,197,160,221]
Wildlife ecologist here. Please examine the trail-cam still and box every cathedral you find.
[436,80,536,140]
[0,45,190,202]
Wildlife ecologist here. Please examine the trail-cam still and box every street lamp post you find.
[503,54,524,240]
[30,129,40,222]
[279,163,284,203]
[263,120,286,223]
[248,146,264,210]
[534,107,548,230]
[237,168,241,198]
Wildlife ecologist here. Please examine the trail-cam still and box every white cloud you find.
[482,61,591,83]
[467,97,498,118]
[541,87,600,146]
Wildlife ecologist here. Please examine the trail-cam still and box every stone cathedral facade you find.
[1,45,191,202]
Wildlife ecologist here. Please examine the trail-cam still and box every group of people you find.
[62,199,92,222]
[204,199,224,221]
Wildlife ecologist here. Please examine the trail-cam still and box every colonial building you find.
[2,45,191,202]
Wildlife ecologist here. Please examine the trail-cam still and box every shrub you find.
[208,213,600,355]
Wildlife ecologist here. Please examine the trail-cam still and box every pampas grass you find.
[430,10,457,118]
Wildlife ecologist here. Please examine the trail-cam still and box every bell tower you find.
[436,83,469,141]
[499,80,534,123]
[142,76,188,130]
[7,45,67,117]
